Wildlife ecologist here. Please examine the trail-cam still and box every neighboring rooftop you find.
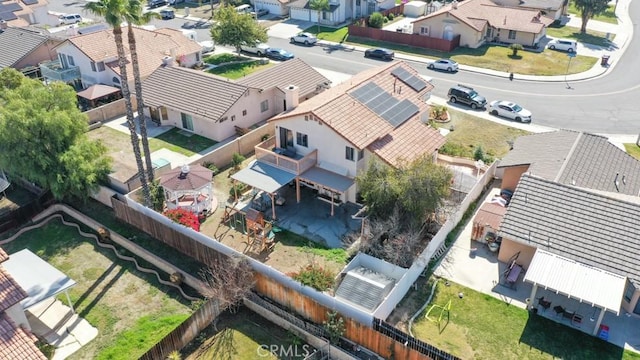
[413,0,554,33]
[142,65,250,121]
[335,266,396,312]
[498,130,640,196]
[0,313,46,360]
[236,58,331,99]
[0,268,26,312]
[0,27,50,69]
[498,174,640,286]
[271,61,445,167]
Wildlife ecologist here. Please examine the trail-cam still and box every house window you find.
[97,62,105,71]
[67,55,75,66]
[242,110,247,116]
[231,115,236,121]
[196,53,201,62]
[296,132,308,147]
[357,149,364,160]
[181,113,194,131]
[59,54,68,69]
[260,100,269,112]
[90,62,97,72]
[624,280,635,302]
[420,27,429,35]
[508,30,516,40]
[485,27,491,38]
[345,146,355,161]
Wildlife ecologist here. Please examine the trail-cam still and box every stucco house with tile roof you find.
[0,0,50,28]
[231,61,445,212]
[141,58,331,142]
[411,0,554,48]
[492,0,567,20]
[40,26,202,89]
[0,26,61,76]
[289,0,395,25]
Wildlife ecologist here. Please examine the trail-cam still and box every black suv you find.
[447,85,487,109]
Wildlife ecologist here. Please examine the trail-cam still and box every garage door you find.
[290,7,309,21]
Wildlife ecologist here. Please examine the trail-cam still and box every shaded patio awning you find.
[231,160,296,194]
[300,166,354,193]
[77,84,120,100]
[524,249,626,314]
[2,249,77,310]
[473,202,506,229]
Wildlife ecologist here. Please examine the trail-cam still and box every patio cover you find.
[2,249,77,310]
[524,249,626,314]
[76,84,120,100]
[300,167,354,193]
[231,160,296,194]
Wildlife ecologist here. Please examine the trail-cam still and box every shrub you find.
[368,12,385,28]
[164,208,200,232]
[323,311,345,345]
[261,134,270,141]
[430,105,449,121]
[473,145,485,161]
[231,152,246,170]
[290,264,335,291]
[439,142,468,157]
[229,183,248,197]
[202,161,219,175]
[387,13,395,20]
[509,43,523,56]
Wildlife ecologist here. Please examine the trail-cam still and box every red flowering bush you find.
[164,208,200,232]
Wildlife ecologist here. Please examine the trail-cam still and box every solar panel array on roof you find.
[391,66,427,92]
[0,11,17,20]
[0,3,21,11]
[21,0,38,5]
[350,82,419,128]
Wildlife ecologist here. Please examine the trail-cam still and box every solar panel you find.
[391,67,411,82]
[21,0,38,5]
[350,82,386,105]
[0,3,21,11]
[384,100,419,127]
[0,10,18,20]
[351,82,419,128]
[391,66,428,92]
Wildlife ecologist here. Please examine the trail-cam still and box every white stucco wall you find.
[5,303,30,331]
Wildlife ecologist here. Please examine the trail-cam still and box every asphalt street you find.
[47,0,640,135]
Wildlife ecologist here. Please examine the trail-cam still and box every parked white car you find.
[427,59,459,72]
[547,39,578,53]
[240,41,270,56]
[59,14,82,25]
[290,32,317,45]
[489,100,532,122]
[199,41,215,53]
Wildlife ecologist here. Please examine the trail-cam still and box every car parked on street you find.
[488,100,532,122]
[59,14,82,25]
[290,32,317,45]
[547,39,577,53]
[428,59,459,72]
[160,9,175,19]
[265,48,294,61]
[364,48,394,60]
[199,40,215,53]
[447,84,487,109]
[148,0,168,8]
[240,41,270,56]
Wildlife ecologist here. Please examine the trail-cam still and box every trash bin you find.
[601,54,610,66]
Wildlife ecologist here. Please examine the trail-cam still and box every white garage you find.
[253,0,290,16]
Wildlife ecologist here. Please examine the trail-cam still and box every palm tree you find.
[309,0,329,34]
[84,0,152,206]
[123,0,159,183]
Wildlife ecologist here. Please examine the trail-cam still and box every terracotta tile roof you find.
[236,58,331,99]
[0,27,51,69]
[414,0,553,33]
[0,248,7,263]
[160,164,213,191]
[0,268,27,312]
[64,26,200,80]
[271,61,444,166]
[0,313,46,360]
[142,65,249,121]
[474,202,507,230]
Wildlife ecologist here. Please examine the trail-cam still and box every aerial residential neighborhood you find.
[0,0,638,358]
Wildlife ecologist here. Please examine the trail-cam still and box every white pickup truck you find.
[239,41,270,57]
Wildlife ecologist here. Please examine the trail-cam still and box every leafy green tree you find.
[573,0,610,33]
[357,157,452,226]
[368,12,385,28]
[508,43,523,56]
[0,69,111,200]
[85,0,151,206]
[123,0,159,184]
[309,0,329,33]
[210,5,268,53]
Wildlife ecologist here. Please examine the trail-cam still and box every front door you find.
[279,127,293,149]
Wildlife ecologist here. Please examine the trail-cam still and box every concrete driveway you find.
[267,19,314,39]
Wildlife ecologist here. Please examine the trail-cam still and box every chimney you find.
[162,56,174,67]
[452,0,458,9]
[284,85,299,110]
[0,20,7,31]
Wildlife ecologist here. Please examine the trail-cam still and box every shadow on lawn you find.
[519,313,624,360]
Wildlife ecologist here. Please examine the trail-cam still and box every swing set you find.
[425,299,452,332]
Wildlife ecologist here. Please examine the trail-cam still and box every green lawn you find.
[568,2,618,24]
[1,218,193,360]
[184,308,311,359]
[206,61,274,80]
[433,108,531,162]
[624,143,640,160]
[276,230,349,265]
[412,279,638,359]
[546,24,615,47]
[304,25,349,43]
[204,53,247,65]
[149,127,217,156]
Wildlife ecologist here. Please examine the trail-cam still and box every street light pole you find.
[565,52,576,89]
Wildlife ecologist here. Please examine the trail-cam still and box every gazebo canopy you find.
[76,84,121,100]
[2,249,76,310]
[161,164,213,192]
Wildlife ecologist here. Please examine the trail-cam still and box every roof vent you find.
[179,164,190,179]
[0,20,7,31]
[162,56,174,67]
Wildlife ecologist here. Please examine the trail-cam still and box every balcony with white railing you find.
[39,60,81,83]
[255,136,317,175]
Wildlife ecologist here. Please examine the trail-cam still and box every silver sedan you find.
[488,100,532,122]
[427,59,459,72]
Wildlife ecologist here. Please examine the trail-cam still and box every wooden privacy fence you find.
[139,298,221,360]
[349,25,461,52]
[111,196,227,268]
